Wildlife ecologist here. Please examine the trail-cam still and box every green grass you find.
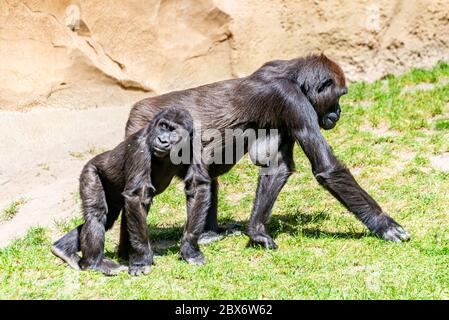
[69,145,107,160]
[0,198,27,222]
[1,62,449,299]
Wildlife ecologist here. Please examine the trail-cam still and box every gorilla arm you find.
[281,79,410,242]
[120,144,155,276]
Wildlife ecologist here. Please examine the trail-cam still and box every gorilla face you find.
[309,77,347,130]
[299,56,348,130]
[149,109,193,159]
[151,119,181,158]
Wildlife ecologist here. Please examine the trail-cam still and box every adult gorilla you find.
[125,54,409,262]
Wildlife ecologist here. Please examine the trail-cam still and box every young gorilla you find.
[51,107,199,276]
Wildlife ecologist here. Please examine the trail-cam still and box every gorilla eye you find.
[160,122,169,129]
[318,79,333,93]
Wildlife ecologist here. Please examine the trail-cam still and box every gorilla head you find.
[299,54,348,130]
[147,107,194,158]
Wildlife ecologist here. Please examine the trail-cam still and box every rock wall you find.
[1,0,448,110]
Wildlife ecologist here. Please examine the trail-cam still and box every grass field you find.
[1,63,448,299]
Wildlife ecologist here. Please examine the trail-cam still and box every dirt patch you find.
[347,100,374,109]
[226,192,247,203]
[0,106,130,247]
[430,153,449,172]
[401,78,449,95]
[358,100,375,109]
[392,151,416,172]
[361,122,401,137]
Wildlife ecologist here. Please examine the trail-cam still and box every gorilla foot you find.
[248,232,278,249]
[183,252,206,265]
[198,230,224,245]
[129,265,151,276]
[198,223,242,245]
[180,242,205,265]
[98,258,128,276]
[51,245,81,270]
[380,224,410,242]
[372,214,410,242]
[82,258,128,276]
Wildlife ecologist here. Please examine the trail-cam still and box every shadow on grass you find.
[243,211,367,249]
[148,225,182,255]
[107,220,244,262]
[104,225,183,262]
[300,228,366,239]
[106,211,367,261]
[269,211,367,240]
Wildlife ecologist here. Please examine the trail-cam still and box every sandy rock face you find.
[0,0,232,109]
[216,0,449,80]
[0,0,448,110]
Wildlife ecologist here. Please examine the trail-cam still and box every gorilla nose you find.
[328,112,339,122]
[322,111,339,130]
[157,136,170,148]
[323,117,336,130]
[336,105,341,118]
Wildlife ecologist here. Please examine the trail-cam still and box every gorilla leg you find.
[198,179,226,244]
[79,204,126,275]
[51,225,83,270]
[180,166,211,264]
[52,204,125,274]
[247,141,294,249]
[117,213,130,261]
[78,163,126,275]
[204,179,219,232]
